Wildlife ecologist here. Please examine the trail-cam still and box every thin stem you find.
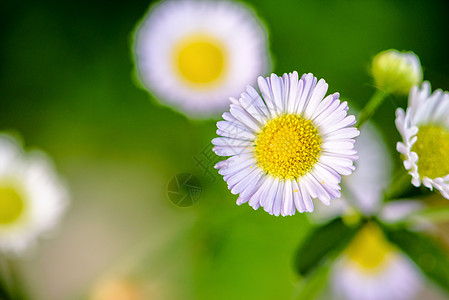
[357,90,388,128]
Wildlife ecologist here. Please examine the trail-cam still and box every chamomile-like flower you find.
[332,223,422,300]
[133,0,270,118]
[396,82,449,199]
[212,72,359,216]
[0,134,68,255]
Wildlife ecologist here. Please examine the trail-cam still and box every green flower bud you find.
[371,49,422,95]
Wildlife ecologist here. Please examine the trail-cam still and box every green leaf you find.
[382,226,449,295]
[294,218,360,276]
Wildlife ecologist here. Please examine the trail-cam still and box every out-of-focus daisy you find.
[311,123,391,222]
[0,134,68,255]
[332,222,422,300]
[372,49,422,95]
[307,124,423,299]
[396,82,449,199]
[310,122,423,224]
[133,0,270,118]
[212,71,359,216]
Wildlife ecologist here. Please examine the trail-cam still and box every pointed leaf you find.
[294,218,360,276]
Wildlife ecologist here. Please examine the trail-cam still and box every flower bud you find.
[372,49,422,95]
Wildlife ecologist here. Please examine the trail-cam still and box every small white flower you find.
[212,71,359,216]
[372,49,422,95]
[0,134,69,255]
[133,0,270,118]
[396,82,449,199]
[332,223,422,300]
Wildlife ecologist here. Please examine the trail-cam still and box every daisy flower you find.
[133,0,270,118]
[396,82,449,199]
[0,134,69,255]
[332,222,422,300]
[212,71,359,216]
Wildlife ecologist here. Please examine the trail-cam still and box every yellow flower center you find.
[412,124,449,179]
[255,114,322,179]
[174,35,226,85]
[0,186,25,225]
[345,223,395,272]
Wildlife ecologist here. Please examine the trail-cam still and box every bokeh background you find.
[1,0,449,299]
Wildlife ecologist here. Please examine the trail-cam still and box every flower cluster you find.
[3,1,449,300]
[130,1,449,299]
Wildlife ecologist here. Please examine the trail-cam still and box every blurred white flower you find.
[0,134,69,255]
[133,0,271,118]
[310,122,423,223]
[371,49,422,95]
[332,223,422,300]
[307,123,424,299]
[396,82,449,199]
[213,72,359,216]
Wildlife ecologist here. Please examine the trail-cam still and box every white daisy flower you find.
[396,81,449,199]
[332,223,422,300]
[212,71,359,216]
[0,134,69,255]
[133,0,270,118]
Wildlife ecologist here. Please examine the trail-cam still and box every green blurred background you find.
[1,0,449,299]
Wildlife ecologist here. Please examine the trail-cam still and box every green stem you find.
[383,170,412,201]
[357,90,388,128]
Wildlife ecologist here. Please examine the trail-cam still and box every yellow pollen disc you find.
[0,186,25,225]
[174,35,226,85]
[255,114,322,179]
[345,223,395,272]
[412,124,449,179]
